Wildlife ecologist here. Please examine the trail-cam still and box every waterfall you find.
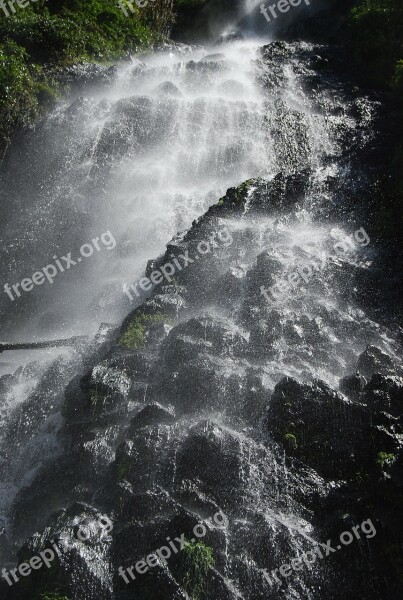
[0,7,401,600]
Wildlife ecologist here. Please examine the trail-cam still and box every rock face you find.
[2,171,401,600]
[1,40,402,600]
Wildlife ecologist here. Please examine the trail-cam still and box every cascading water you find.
[0,4,401,600]
[0,40,274,343]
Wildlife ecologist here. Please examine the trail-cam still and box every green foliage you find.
[179,541,215,600]
[0,2,160,64]
[0,0,178,149]
[376,451,396,469]
[39,593,70,600]
[0,39,58,148]
[348,0,403,89]
[119,313,170,350]
[348,0,403,242]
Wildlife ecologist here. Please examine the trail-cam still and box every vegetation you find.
[376,451,396,470]
[116,452,133,480]
[284,432,297,450]
[89,388,105,408]
[119,312,169,349]
[0,0,176,151]
[348,0,403,241]
[39,594,70,600]
[178,540,215,600]
[348,0,402,89]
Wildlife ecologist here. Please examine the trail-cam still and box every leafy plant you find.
[178,540,214,600]
[376,451,396,469]
[0,0,181,150]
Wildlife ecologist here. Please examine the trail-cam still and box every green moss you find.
[89,388,104,408]
[235,179,257,199]
[119,312,170,350]
[179,541,215,600]
[284,433,298,450]
[116,453,133,480]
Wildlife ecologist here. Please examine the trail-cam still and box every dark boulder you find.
[177,420,246,504]
[127,403,175,435]
[339,372,367,400]
[362,374,403,417]
[266,376,376,478]
[356,345,395,378]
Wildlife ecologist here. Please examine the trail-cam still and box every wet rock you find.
[13,502,114,600]
[155,354,222,414]
[283,321,305,345]
[214,266,246,305]
[215,32,244,45]
[356,345,395,378]
[154,81,182,96]
[266,376,376,478]
[200,53,225,62]
[246,252,283,295]
[127,403,175,435]
[0,373,14,397]
[62,374,89,423]
[115,562,187,600]
[177,420,245,504]
[52,62,118,94]
[106,349,154,381]
[162,333,214,368]
[339,372,367,400]
[261,41,294,62]
[240,368,271,423]
[162,316,248,363]
[362,374,403,417]
[249,311,282,356]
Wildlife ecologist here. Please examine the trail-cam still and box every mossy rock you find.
[284,433,298,450]
[116,452,133,480]
[89,388,105,409]
[216,178,261,208]
[119,312,171,350]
